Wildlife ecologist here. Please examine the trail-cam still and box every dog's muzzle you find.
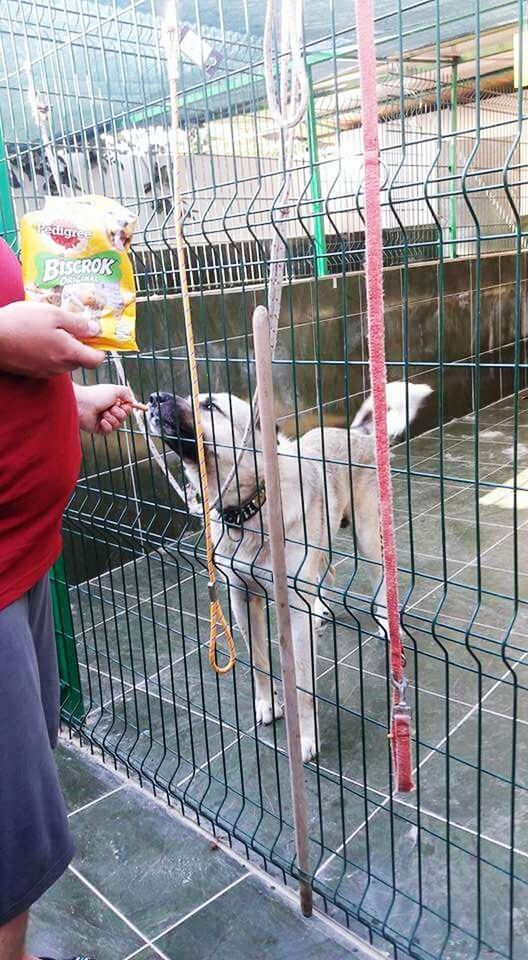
[147,393,198,461]
[148,391,172,435]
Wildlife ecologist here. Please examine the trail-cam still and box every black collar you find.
[220,481,266,529]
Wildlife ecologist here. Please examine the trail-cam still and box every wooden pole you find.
[252,304,313,917]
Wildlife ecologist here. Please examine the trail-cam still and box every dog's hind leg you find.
[356,511,391,639]
[230,587,283,726]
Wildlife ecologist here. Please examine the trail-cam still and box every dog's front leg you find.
[229,586,283,726]
[290,601,319,763]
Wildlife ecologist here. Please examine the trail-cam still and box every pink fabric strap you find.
[355,0,414,793]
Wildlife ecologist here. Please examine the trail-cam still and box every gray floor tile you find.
[477,530,528,580]
[481,669,528,720]
[400,615,514,702]
[94,552,194,606]
[390,476,466,515]
[152,635,257,735]
[85,685,231,793]
[76,589,197,688]
[70,788,246,939]
[484,460,528,490]
[395,453,500,484]
[194,715,371,875]
[78,660,133,719]
[442,418,514,440]
[145,873,358,960]
[448,436,525,467]
[405,711,528,858]
[332,537,457,600]
[56,740,123,814]
[395,512,508,567]
[325,645,470,760]
[434,482,522,527]
[70,582,127,637]
[408,578,528,644]
[316,801,525,960]
[390,434,461,466]
[26,868,144,960]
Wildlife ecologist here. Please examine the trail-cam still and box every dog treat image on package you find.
[20,194,139,351]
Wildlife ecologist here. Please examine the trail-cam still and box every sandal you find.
[39,955,96,960]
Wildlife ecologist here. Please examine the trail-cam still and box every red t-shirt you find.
[0,238,81,610]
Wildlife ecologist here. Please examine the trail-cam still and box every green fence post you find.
[0,118,84,721]
[50,555,84,722]
[306,64,328,277]
[449,58,458,259]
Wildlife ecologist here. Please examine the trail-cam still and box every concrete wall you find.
[66,250,528,581]
[127,248,528,426]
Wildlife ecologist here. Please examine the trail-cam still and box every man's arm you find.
[0,299,135,435]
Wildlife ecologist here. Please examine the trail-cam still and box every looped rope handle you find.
[208,583,237,674]
[263,0,308,129]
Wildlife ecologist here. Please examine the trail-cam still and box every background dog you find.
[105,208,137,252]
[148,382,431,762]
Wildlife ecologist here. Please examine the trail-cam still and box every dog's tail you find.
[352,381,432,441]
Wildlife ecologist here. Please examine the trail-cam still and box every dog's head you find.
[106,210,136,252]
[147,391,260,501]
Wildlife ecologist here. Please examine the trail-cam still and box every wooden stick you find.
[253,304,313,917]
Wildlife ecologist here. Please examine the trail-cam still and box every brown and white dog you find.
[148,382,431,761]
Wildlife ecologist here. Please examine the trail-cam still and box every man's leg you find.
[0,579,74,951]
[0,911,28,960]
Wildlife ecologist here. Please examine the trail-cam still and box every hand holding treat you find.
[74,382,135,434]
[20,195,139,352]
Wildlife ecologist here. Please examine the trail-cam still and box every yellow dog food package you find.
[20,195,139,351]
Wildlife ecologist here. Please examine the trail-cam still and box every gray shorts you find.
[0,575,74,925]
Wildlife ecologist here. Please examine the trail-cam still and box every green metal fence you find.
[2,0,528,957]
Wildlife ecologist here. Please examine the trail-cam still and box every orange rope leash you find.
[166,13,236,674]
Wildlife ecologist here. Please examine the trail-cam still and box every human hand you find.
[0,301,104,377]
[74,382,134,434]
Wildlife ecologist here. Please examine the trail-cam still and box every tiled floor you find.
[66,392,528,960]
[28,740,361,960]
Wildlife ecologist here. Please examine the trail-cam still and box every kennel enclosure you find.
[1,1,528,958]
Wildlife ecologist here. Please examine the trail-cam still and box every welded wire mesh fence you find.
[2,0,528,958]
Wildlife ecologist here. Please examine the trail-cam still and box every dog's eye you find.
[202,397,220,413]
